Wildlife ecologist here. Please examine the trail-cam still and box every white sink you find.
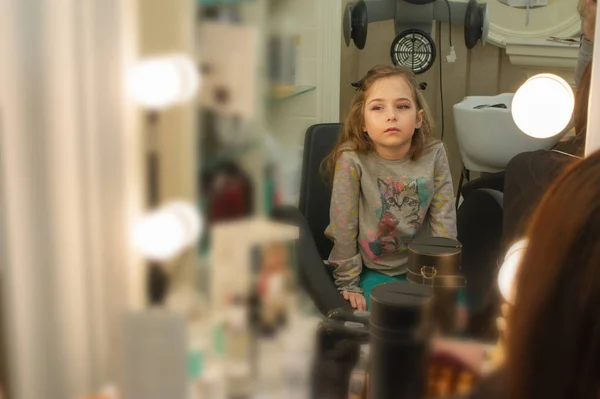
[453,93,566,173]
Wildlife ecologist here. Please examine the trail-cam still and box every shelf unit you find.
[196,0,342,212]
[191,2,343,395]
[198,0,255,5]
[268,85,316,103]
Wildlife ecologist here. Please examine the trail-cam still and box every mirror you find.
[193,1,533,397]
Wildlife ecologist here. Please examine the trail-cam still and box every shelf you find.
[201,138,262,172]
[268,85,316,104]
[198,0,255,5]
[504,38,579,86]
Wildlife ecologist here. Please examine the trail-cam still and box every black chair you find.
[272,122,505,323]
[457,188,503,339]
[271,123,351,316]
[456,171,505,339]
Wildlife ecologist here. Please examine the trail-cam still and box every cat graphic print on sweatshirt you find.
[366,178,425,258]
[325,142,457,293]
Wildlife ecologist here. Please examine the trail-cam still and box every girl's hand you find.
[341,290,367,311]
[584,0,597,42]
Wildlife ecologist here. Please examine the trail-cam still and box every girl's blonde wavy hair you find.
[323,64,436,177]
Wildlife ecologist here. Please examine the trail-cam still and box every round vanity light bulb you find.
[132,200,203,261]
[127,54,200,110]
[498,239,528,305]
[511,73,574,139]
[162,201,203,247]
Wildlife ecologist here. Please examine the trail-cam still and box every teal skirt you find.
[359,268,406,310]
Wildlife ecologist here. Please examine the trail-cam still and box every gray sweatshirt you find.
[325,142,457,293]
[575,36,593,88]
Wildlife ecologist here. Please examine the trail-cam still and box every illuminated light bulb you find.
[127,54,200,110]
[498,239,528,304]
[133,201,202,261]
[511,74,574,139]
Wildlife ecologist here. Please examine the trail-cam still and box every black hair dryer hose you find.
[369,282,434,399]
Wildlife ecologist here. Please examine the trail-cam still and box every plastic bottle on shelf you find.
[223,296,254,398]
[189,314,228,399]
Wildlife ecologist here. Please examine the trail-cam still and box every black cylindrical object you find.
[369,282,434,399]
[407,237,464,288]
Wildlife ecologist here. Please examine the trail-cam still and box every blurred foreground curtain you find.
[0,1,145,398]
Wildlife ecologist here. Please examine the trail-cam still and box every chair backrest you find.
[298,123,342,260]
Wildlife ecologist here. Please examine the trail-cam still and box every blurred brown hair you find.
[508,150,600,399]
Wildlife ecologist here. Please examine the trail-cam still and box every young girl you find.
[324,64,457,311]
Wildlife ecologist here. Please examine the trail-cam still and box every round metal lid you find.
[409,237,462,256]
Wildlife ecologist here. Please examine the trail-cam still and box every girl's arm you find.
[325,152,363,293]
[429,146,458,239]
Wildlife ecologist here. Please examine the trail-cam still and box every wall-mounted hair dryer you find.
[343,0,489,74]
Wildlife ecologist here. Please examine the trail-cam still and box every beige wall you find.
[138,0,196,203]
[138,0,197,281]
[339,15,528,189]
[267,0,321,149]
[264,0,343,204]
